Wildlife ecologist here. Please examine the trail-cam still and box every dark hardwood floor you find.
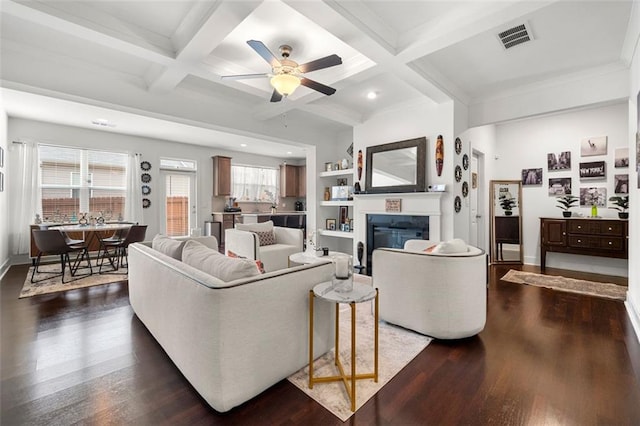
[2,263,639,425]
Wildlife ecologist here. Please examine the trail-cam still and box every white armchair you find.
[372,239,487,339]
[225,220,303,272]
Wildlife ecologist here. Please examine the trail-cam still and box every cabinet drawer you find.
[598,222,625,236]
[568,236,599,249]
[567,221,599,235]
[597,237,625,251]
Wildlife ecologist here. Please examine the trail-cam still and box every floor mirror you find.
[490,180,523,264]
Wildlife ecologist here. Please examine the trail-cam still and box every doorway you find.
[160,171,196,237]
[469,150,485,251]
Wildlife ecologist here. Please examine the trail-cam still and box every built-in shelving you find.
[320,200,354,207]
[319,168,354,178]
[319,230,354,239]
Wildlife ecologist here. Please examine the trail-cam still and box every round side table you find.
[308,281,379,412]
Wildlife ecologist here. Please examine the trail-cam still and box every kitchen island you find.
[241,211,306,224]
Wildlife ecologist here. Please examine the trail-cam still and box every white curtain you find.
[231,165,278,203]
[124,153,143,224]
[11,141,41,255]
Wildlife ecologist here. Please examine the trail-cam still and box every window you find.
[39,145,127,221]
[231,165,278,203]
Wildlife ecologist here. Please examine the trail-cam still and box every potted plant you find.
[556,194,579,217]
[608,195,629,219]
[499,196,517,216]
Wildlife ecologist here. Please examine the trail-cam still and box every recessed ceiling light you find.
[287,151,292,155]
[366,91,377,100]
[240,143,247,147]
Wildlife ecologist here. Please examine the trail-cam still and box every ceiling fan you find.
[221,40,342,102]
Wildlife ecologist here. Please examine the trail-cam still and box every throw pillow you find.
[432,238,469,254]
[183,240,260,282]
[256,230,276,246]
[152,234,186,260]
[227,250,266,274]
[423,244,438,253]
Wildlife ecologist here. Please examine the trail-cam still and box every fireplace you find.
[366,214,429,275]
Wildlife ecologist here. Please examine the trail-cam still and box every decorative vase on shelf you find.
[332,255,353,293]
[34,214,42,224]
[591,204,598,217]
[78,213,88,226]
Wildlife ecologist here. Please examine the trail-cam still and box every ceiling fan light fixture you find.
[270,73,300,96]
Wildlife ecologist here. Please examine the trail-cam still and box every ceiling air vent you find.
[497,23,533,50]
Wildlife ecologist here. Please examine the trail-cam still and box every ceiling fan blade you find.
[300,78,337,96]
[298,54,342,73]
[270,89,283,103]
[247,40,281,68]
[221,73,269,80]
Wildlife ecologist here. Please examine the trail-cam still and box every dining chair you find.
[31,229,93,283]
[98,225,148,273]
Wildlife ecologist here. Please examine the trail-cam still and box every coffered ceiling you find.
[0,1,635,158]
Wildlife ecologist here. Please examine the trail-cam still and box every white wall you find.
[495,102,629,276]
[7,118,295,262]
[625,0,640,341]
[353,99,456,248]
[0,108,8,277]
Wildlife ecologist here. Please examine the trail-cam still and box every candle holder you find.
[332,254,353,293]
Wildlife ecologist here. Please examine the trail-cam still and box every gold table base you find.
[308,287,379,412]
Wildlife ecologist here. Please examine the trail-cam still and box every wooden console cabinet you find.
[539,217,628,270]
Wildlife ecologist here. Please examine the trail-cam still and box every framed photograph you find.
[339,206,348,225]
[580,136,607,156]
[548,178,571,196]
[0,171,3,192]
[579,187,607,207]
[614,147,629,168]
[349,218,353,231]
[326,219,336,230]
[579,161,606,179]
[547,151,571,170]
[0,146,4,168]
[472,172,478,189]
[614,174,629,194]
[325,162,333,172]
[521,168,542,185]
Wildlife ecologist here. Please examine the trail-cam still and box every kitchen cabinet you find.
[280,164,305,197]
[213,156,231,196]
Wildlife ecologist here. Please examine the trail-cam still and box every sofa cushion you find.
[236,220,274,233]
[182,240,260,281]
[152,234,185,260]
[432,238,469,254]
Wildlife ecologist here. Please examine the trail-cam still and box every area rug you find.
[19,261,127,298]
[287,277,432,422]
[501,269,627,301]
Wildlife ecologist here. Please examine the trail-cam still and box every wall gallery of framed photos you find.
[527,132,631,209]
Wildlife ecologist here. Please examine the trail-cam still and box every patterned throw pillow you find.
[256,230,276,246]
[227,250,266,273]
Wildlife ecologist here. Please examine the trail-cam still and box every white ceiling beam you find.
[146,1,262,93]
[1,0,174,64]
[298,103,364,127]
[284,0,451,105]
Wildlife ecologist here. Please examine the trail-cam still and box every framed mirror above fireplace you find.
[490,180,523,264]
[365,137,427,194]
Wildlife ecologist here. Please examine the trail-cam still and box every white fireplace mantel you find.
[353,192,443,263]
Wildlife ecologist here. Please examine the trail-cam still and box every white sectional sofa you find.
[128,236,335,412]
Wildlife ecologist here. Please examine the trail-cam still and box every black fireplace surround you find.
[365,214,429,275]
